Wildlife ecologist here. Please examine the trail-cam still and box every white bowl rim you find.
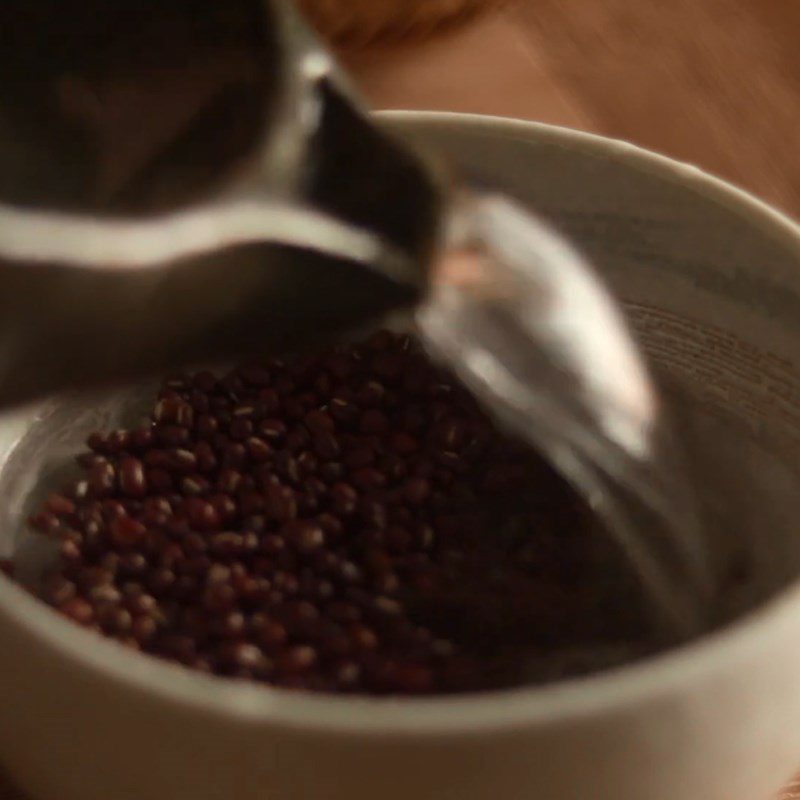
[2,110,800,736]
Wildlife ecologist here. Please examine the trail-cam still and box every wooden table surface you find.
[343,0,800,218]
[2,1,799,797]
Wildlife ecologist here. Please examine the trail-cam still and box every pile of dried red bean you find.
[26,331,651,694]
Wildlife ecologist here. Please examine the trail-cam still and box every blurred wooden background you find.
[342,0,800,218]
[2,1,799,798]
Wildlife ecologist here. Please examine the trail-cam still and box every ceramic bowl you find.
[2,112,800,800]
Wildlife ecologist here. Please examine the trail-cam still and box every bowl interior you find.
[3,114,800,713]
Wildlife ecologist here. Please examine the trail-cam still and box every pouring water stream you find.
[417,192,714,639]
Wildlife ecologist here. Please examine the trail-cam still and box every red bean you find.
[352,468,386,491]
[335,660,361,689]
[147,568,175,595]
[87,432,110,454]
[327,601,361,624]
[167,448,197,473]
[119,458,147,498]
[118,552,148,577]
[59,597,94,625]
[278,645,317,674]
[156,425,191,447]
[196,414,219,440]
[59,538,82,563]
[194,442,218,473]
[181,475,210,496]
[246,436,271,462]
[110,516,146,548]
[46,493,76,516]
[97,606,133,634]
[329,397,358,427]
[357,381,386,407]
[249,614,287,650]
[184,498,220,531]
[391,432,419,454]
[208,532,244,558]
[360,409,389,435]
[124,590,158,616]
[392,663,434,694]
[88,462,116,497]
[146,468,173,494]
[127,427,153,452]
[154,397,182,424]
[26,330,624,697]
[265,483,297,522]
[345,446,374,469]
[43,575,76,605]
[209,494,238,525]
[404,478,431,505]
[316,512,344,540]
[229,418,254,441]
[132,615,158,644]
[222,443,247,469]
[159,634,197,663]
[257,418,286,443]
[331,483,358,515]
[286,521,326,555]
[214,611,247,639]
[304,409,335,436]
[349,624,379,651]
[30,510,60,534]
